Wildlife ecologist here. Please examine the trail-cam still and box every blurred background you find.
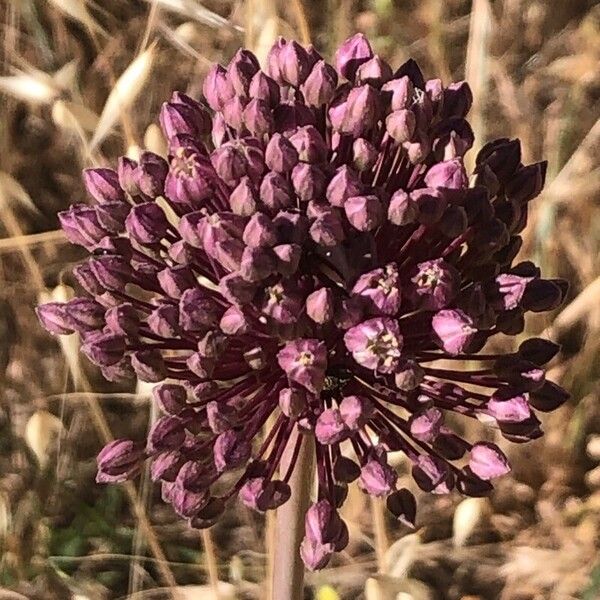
[0,1,599,598]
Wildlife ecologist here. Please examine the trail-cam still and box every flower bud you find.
[153,383,187,415]
[279,40,311,87]
[213,430,251,473]
[292,163,327,202]
[81,332,126,366]
[344,195,384,231]
[306,288,334,324]
[382,76,414,111]
[352,137,378,171]
[339,395,372,430]
[248,71,280,106]
[105,303,139,336]
[326,165,362,207]
[229,177,258,217]
[125,202,169,245]
[301,60,338,106]
[243,98,274,137]
[260,172,294,212]
[386,109,416,143]
[335,33,373,81]
[359,453,397,496]
[131,349,167,382]
[227,48,260,96]
[424,158,468,189]
[97,439,144,483]
[265,133,299,173]
[219,305,250,335]
[315,408,348,445]
[386,488,417,528]
[157,266,196,299]
[388,189,417,226]
[279,386,307,419]
[356,55,392,86]
[469,442,510,480]
[431,309,477,355]
[160,92,211,139]
[289,125,328,164]
[340,84,380,137]
[243,213,278,248]
[36,302,73,335]
[202,64,235,111]
[273,243,302,275]
[83,168,126,203]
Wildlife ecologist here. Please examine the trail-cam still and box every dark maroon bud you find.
[260,172,294,212]
[301,60,338,106]
[356,55,392,86]
[227,48,260,96]
[335,33,373,81]
[386,109,416,143]
[326,165,362,208]
[83,167,126,204]
[494,357,545,391]
[136,152,169,197]
[59,205,108,248]
[441,81,473,119]
[265,133,299,173]
[345,195,384,231]
[456,470,494,497]
[202,63,235,111]
[334,296,363,330]
[189,497,226,528]
[292,163,327,202]
[94,202,129,234]
[522,279,565,312]
[125,202,169,244]
[439,205,468,238]
[340,85,380,137]
[248,71,280,106]
[243,98,274,137]
[505,161,547,203]
[157,266,196,299]
[394,359,425,391]
[148,303,180,337]
[153,383,187,415]
[36,302,73,335]
[81,332,126,366]
[395,57,425,89]
[352,137,378,171]
[529,381,569,412]
[73,262,104,295]
[289,125,328,164]
[382,76,414,111]
[386,488,416,528]
[179,288,221,331]
[197,330,227,358]
[411,187,446,225]
[117,156,140,196]
[310,209,345,247]
[279,40,311,87]
[104,303,139,336]
[476,138,521,179]
[518,338,560,365]
[273,243,302,275]
[412,455,454,494]
[131,349,167,382]
[333,456,361,483]
[433,431,468,460]
[165,149,212,208]
[96,439,144,483]
[274,100,316,133]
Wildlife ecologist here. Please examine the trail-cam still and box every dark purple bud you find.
[105,303,139,336]
[340,85,380,137]
[310,209,345,247]
[117,156,140,196]
[292,163,327,202]
[505,161,547,203]
[273,243,302,276]
[441,81,473,119]
[81,332,126,366]
[335,33,373,81]
[160,92,211,140]
[521,279,564,312]
[382,76,414,111]
[240,246,275,282]
[63,297,104,333]
[36,302,73,335]
[326,165,362,207]
[352,137,378,172]
[197,330,227,359]
[274,100,316,133]
[432,309,477,355]
[249,71,280,106]
[260,172,294,212]
[289,125,328,164]
[165,150,212,208]
[493,357,545,391]
[301,60,338,106]
[148,303,180,337]
[243,99,274,137]
[170,486,210,518]
[356,55,392,86]
[529,381,569,412]
[279,40,311,87]
[469,442,510,480]
[213,430,251,473]
[345,195,384,231]
[278,386,307,419]
[412,455,453,494]
[59,205,107,248]
[125,202,168,245]
[95,202,129,234]
[83,168,125,203]
[315,408,348,445]
[90,255,133,291]
[211,144,247,185]
[518,338,560,365]
[219,273,257,306]
[202,64,235,111]
[334,296,364,330]
[136,152,169,197]
[408,407,443,442]
[101,357,134,383]
[333,456,361,483]
[97,439,144,483]
[386,488,417,528]
[150,451,183,482]
[179,288,221,330]
[388,189,418,226]
[157,266,196,299]
[227,48,260,96]
[306,288,334,324]
[277,339,327,394]
[131,349,166,382]
[386,109,416,143]
[153,383,187,415]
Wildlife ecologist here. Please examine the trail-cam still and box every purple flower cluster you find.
[37,34,569,570]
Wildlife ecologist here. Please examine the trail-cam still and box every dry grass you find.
[0,1,599,599]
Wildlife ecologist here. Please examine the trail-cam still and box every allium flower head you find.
[38,33,569,570]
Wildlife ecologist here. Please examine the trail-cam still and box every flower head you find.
[38,35,568,570]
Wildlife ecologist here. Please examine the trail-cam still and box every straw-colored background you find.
[0,1,599,598]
